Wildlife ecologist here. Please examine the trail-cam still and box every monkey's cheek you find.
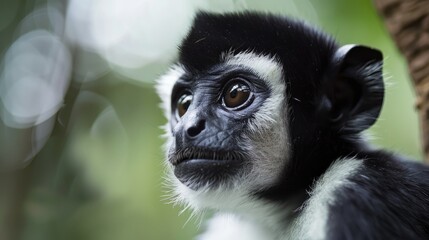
[173,159,243,190]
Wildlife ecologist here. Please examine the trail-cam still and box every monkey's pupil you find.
[230,88,238,98]
[182,101,190,112]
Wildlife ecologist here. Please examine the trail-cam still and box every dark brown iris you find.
[177,94,192,117]
[223,81,251,108]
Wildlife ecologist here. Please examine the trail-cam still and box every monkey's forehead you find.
[178,11,338,73]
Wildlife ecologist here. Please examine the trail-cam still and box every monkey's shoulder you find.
[324,154,429,239]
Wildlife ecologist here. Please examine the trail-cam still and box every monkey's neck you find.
[255,136,369,201]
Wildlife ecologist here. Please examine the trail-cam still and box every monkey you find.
[156,11,429,240]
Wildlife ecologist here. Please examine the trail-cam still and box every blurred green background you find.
[0,0,421,240]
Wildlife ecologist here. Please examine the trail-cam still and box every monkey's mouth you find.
[169,147,246,189]
[170,147,245,166]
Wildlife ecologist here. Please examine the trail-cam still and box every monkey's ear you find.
[327,45,384,133]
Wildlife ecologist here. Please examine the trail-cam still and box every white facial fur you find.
[223,52,289,190]
[156,52,290,213]
[156,64,186,121]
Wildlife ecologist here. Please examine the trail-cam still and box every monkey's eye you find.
[223,80,252,109]
[176,93,192,118]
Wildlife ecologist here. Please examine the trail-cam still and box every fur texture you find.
[157,11,429,240]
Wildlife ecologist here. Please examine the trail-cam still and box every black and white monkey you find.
[156,11,429,240]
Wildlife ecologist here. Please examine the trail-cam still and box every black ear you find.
[326,45,384,133]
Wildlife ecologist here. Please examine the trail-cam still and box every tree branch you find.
[374,0,429,162]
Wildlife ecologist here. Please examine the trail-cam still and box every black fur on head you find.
[177,11,384,200]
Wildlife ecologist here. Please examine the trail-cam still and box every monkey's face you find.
[157,52,290,204]
[157,12,383,210]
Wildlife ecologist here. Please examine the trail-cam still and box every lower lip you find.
[173,158,243,187]
[175,158,240,172]
[175,158,236,166]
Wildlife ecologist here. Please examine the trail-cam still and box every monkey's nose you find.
[186,119,206,138]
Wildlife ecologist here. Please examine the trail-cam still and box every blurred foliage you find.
[0,0,421,240]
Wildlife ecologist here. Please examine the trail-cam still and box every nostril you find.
[187,119,206,137]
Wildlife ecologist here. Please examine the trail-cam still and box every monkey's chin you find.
[173,158,244,190]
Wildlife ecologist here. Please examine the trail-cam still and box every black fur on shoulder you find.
[328,151,429,239]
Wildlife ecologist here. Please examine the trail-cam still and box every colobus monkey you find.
[156,11,429,240]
